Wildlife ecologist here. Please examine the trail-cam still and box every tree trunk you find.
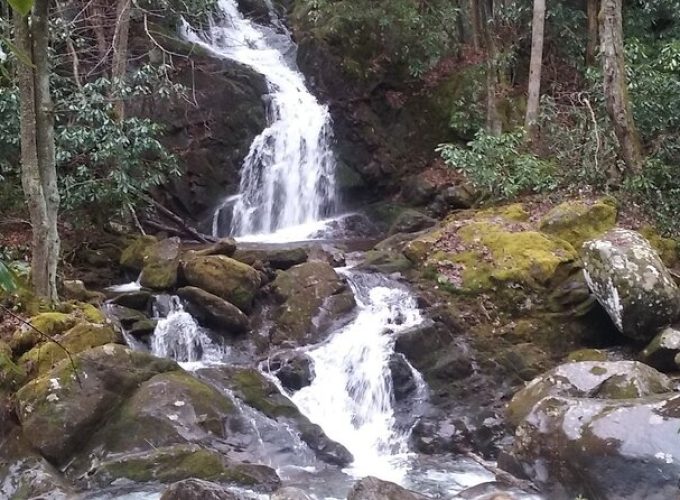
[468,0,481,51]
[586,0,599,66]
[14,1,59,302]
[600,0,643,176]
[524,0,546,142]
[482,0,502,135]
[111,0,132,121]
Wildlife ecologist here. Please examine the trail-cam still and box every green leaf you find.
[7,0,34,16]
[0,261,17,294]
[0,36,35,67]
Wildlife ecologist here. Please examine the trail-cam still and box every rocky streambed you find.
[2,197,680,500]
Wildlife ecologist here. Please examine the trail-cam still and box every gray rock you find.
[268,350,315,391]
[139,237,181,290]
[161,479,242,500]
[582,229,680,340]
[271,487,313,500]
[110,290,151,310]
[641,326,680,372]
[178,286,250,334]
[347,477,430,500]
[389,209,437,235]
[389,353,417,401]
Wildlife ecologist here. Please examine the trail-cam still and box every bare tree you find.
[13,0,60,302]
[586,0,599,66]
[111,0,132,120]
[524,0,546,142]
[599,0,643,175]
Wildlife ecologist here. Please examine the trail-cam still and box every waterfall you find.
[292,271,427,483]
[183,0,337,238]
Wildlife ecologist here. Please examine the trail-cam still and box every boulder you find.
[140,237,181,290]
[120,235,157,272]
[183,255,261,312]
[200,366,353,466]
[388,209,437,235]
[61,279,105,304]
[582,229,680,340]
[358,250,412,274]
[506,361,674,427]
[161,478,242,500]
[190,237,237,258]
[19,322,123,376]
[110,290,152,310]
[389,353,418,401]
[105,304,150,329]
[427,184,476,216]
[272,487,313,500]
[234,246,309,270]
[93,444,280,490]
[0,340,26,391]
[267,350,315,391]
[270,261,356,345]
[9,312,77,355]
[15,344,178,464]
[128,318,158,338]
[347,477,430,500]
[641,326,680,372]
[539,197,617,249]
[504,393,680,499]
[178,286,250,334]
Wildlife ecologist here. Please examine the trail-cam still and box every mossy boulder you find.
[15,344,178,464]
[110,290,152,310]
[139,237,181,290]
[0,340,26,390]
[348,477,430,500]
[119,235,158,272]
[358,249,413,274]
[9,312,77,355]
[105,304,150,328]
[405,206,579,298]
[92,444,280,490]
[504,393,680,499]
[270,261,356,345]
[639,224,679,269]
[188,237,237,258]
[539,197,617,249]
[183,255,261,312]
[641,326,680,372]
[200,367,353,466]
[388,209,437,235]
[582,229,680,340]
[178,286,250,334]
[565,348,608,362]
[128,319,158,338]
[19,322,123,377]
[506,361,673,427]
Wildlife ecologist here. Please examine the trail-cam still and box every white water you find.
[292,272,426,483]
[184,0,337,237]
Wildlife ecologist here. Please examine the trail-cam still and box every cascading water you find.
[183,0,337,237]
[292,271,427,483]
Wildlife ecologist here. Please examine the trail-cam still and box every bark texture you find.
[112,0,132,120]
[586,0,599,66]
[599,0,644,175]
[525,0,546,141]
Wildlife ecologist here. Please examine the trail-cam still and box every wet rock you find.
[9,312,77,355]
[189,237,238,258]
[539,197,617,249]
[358,250,412,274]
[308,244,346,267]
[93,443,280,490]
[234,246,309,270]
[161,478,242,500]
[389,353,417,401]
[120,235,157,272]
[389,209,437,235]
[504,393,680,499]
[140,237,181,290]
[110,290,152,310]
[270,261,356,345]
[106,304,149,328]
[582,229,680,340]
[506,361,673,427]
[272,486,313,500]
[183,255,261,312]
[128,318,158,338]
[456,482,526,499]
[15,344,178,464]
[200,366,353,466]
[19,322,123,377]
[641,326,680,372]
[347,476,430,500]
[268,350,315,391]
[178,286,250,334]
[61,279,105,304]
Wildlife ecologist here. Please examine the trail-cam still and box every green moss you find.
[0,340,26,390]
[639,224,679,268]
[567,349,608,362]
[19,323,122,376]
[119,235,157,271]
[539,198,618,249]
[229,368,298,419]
[9,312,78,355]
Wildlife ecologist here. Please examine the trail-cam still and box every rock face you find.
[347,477,430,500]
[183,255,261,312]
[119,235,157,272]
[140,237,181,290]
[582,229,680,340]
[389,209,437,235]
[506,361,673,427]
[178,286,250,334]
[505,393,680,499]
[267,350,315,391]
[539,197,617,249]
[270,261,356,345]
[160,478,242,500]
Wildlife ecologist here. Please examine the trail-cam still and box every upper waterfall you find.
[183,0,337,238]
